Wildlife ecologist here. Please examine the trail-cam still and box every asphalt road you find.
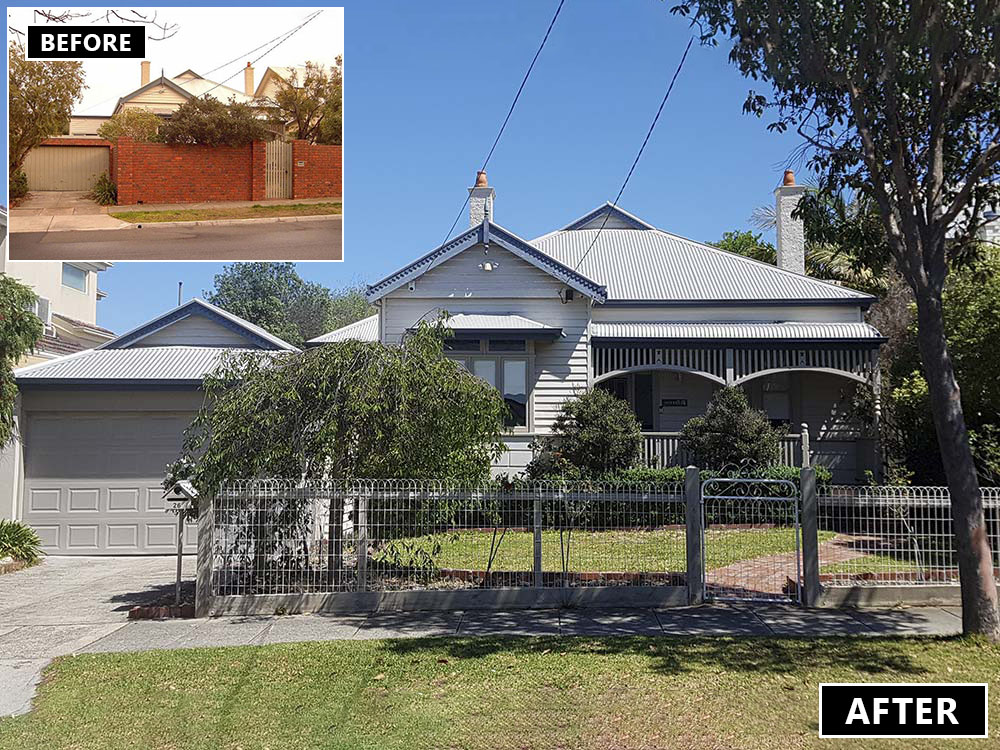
[7,217,342,261]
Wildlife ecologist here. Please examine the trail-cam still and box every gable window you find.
[446,338,532,430]
[61,264,88,292]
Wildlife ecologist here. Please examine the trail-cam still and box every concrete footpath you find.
[0,557,964,718]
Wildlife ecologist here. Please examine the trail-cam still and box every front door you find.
[633,373,655,430]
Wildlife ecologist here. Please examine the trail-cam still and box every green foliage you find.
[8,41,86,175]
[526,389,643,479]
[590,464,831,487]
[203,263,374,347]
[883,247,1000,484]
[175,320,506,497]
[88,172,117,206]
[159,96,270,146]
[0,274,43,446]
[0,519,44,564]
[9,169,28,201]
[680,387,785,470]
[712,230,776,264]
[260,58,342,145]
[96,108,163,142]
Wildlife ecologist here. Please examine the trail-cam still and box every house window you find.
[61,264,88,292]
[502,359,528,427]
[446,338,533,430]
[444,338,481,352]
[488,339,526,352]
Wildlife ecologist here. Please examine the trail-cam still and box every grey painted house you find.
[315,171,885,482]
[1,299,297,555]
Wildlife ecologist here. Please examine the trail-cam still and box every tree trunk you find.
[913,289,1000,639]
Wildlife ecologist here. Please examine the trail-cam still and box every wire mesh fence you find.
[817,486,1000,586]
[700,477,801,603]
[212,480,686,596]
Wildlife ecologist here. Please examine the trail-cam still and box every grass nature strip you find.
[112,202,342,223]
[1,635,997,750]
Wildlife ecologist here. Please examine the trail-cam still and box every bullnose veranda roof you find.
[589,321,885,343]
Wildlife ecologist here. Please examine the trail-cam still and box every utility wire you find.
[202,10,323,77]
[441,0,567,244]
[199,10,325,98]
[573,36,694,271]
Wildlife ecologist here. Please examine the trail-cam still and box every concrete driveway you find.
[9,191,130,233]
[0,556,193,716]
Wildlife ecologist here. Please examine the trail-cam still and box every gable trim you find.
[114,75,193,114]
[99,299,297,351]
[365,222,607,303]
[560,202,656,231]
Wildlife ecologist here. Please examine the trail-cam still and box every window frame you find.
[61,264,88,293]
[446,338,534,433]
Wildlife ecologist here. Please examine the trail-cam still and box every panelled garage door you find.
[22,145,110,191]
[21,413,196,555]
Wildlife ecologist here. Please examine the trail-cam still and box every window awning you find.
[590,321,885,344]
[417,313,563,340]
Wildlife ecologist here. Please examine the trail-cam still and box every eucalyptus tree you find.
[671,0,1000,636]
[0,275,43,446]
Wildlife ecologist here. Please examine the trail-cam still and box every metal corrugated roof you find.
[15,346,273,383]
[307,314,379,344]
[531,228,874,303]
[445,313,559,331]
[590,321,884,341]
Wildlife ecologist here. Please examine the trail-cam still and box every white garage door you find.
[22,413,197,555]
[22,145,110,191]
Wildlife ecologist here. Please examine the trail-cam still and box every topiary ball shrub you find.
[0,520,44,565]
[680,386,786,470]
[526,388,643,479]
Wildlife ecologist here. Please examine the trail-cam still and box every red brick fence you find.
[35,136,341,205]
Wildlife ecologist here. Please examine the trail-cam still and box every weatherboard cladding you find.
[15,347,267,383]
[590,321,884,342]
[530,228,873,303]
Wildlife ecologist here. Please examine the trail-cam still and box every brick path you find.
[705,534,872,599]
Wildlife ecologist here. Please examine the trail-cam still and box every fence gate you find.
[701,478,801,603]
[266,140,293,199]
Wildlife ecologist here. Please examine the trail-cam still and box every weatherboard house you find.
[0,172,883,557]
[314,171,885,483]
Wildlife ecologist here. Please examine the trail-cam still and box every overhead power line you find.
[199,10,325,98]
[202,10,324,77]
[573,36,694,271]
[441,0,567,244]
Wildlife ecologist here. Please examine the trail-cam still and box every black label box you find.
[27,25,146,60]
[819,683,988,738]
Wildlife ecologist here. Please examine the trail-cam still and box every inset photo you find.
[7,7,343,261]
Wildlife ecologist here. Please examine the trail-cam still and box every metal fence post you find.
[194,492,214,618]
[684,466,704,605]
[533,489,543,588]
[356,489,368,592]
[800,467,821,606]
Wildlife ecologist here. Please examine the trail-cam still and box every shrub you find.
[680,386,785,470]
[0,520,44,564]
[97,108,163,141]
[9,170,29,200]
[89,171,117,205]
[159,96,270,146]
[526,389,643,479]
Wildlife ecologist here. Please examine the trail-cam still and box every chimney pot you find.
[244,63,255,97]
[468,171,496,229]
[140,60,151,87]
[783,169,796,186]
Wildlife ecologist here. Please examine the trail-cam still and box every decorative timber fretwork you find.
[592,344,878,387]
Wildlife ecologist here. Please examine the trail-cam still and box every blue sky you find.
[7,1,805,333]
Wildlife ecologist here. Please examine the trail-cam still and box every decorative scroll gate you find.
[701,478,802,604]
[266,140,293,198]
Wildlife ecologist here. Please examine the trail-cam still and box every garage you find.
[22,143,110,191]
[6,298,299,555]
[21,412,197,554]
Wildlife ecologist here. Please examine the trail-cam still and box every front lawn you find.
[374,527,836,573]
[112,202,342,223]
[1,636,996,749]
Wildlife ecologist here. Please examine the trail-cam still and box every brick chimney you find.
[468,170,495,227]
[140,60,150,86]
[244,62,255,97]
[774,169,806,275]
